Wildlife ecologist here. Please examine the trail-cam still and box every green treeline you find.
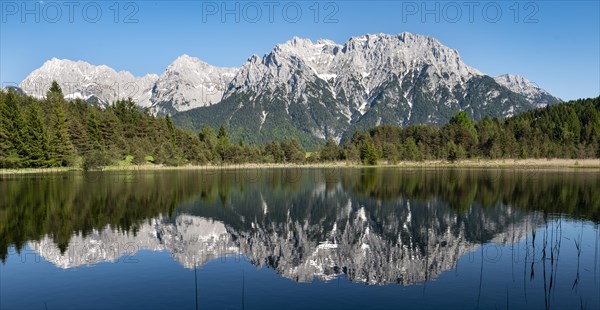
[324,97,600,164]
[0,82,308,169]
[1,82,599,169]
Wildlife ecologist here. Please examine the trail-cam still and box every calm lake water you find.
[1,168,599,309]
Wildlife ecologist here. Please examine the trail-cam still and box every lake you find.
[1,168,599,309]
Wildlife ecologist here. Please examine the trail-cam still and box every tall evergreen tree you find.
[100,110,126,153]
[402,137,419,161]
[0,92,26,167]
[86,110,104,151]
[0,96,11,165]
[46,81,64,104]
[218,124,229,141]
[48,101,75,166]
[165,115,177,146]
[360,142,378,165]
[281,139,305,162]
[69,117,89,155]
[216,124,231,161]
[265,141,285,163]
[23,101,50,167]
[320,139,342,161]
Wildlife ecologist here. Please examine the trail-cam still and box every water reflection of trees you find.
[340,168,600,220]
[1,168,599,262]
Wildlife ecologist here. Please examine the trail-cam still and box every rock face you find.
[29,197,540,286]
[494,74,561,108]
[171,33,560,146]
[149,55,239,115]
[19,33,561,147]
[19,58,158,108]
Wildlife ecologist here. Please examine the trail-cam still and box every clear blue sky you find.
[1,0,599,100]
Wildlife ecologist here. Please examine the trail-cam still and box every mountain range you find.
[30,200,539,286]
[18,32,561,147]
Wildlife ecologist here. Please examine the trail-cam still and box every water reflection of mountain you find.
[2,168,598,285]
[30,194,539,285]
[30,216,234,269]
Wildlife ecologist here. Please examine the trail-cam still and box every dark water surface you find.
[1,168,599,309]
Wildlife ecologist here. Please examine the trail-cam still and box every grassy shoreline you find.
[1,158,600,175]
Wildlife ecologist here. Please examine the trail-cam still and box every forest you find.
[1,82,599,169]
[335,96,600,164]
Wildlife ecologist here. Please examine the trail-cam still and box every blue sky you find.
[1,0,599,100]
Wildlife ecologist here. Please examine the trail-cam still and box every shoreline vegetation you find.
[2,82,600,172]
[2,158,600,175]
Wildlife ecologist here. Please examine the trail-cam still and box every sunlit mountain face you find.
[2,169,598,286]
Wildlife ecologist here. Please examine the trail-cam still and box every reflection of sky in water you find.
[2,220,598,310]
[1,169,599,309]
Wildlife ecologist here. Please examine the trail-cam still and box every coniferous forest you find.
[0,82,599,169]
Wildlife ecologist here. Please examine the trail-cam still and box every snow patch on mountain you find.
[20,58,158,107]
[494,74,561,107]
[19,32,560,127]
[149,54,239,114]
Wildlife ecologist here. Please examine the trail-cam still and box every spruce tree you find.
[216,124,231,161]
[69,118,89,155]
[218,124,228,141]
[86,110,104,152]
[402,137,419,161]
[48,101,75,166]
[366,143,378,165]
[320,139,341,161]
[360,142,378,165]
[265,141,285,163]
[0,95,11,166]
[23,101,50,167]
[46,81,64,104]
[0,92,26,167]
[281,139,305,162]
[165,115,177,146]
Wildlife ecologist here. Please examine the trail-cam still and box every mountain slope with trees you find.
[335,97,600,163]
[0,83,598,169]
[21,34,561,149]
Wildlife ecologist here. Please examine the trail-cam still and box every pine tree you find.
[0,92,26,167]
[382,143,399,163]
[100,110,125,152]
[69,118,89,155]
[218,124,228,141]
[198,126,217,161]
[158,115,185,165]
[265,141,285,163]
[216,124,231,161]
[360,142,378,165]
[23,101,50,167]
[0,95,11,165]
[48,101,75,166]
[86,110,104,152]
[281,139,305,162]
[366,143,378,165]
[320,139,341,161]
[165,115,177,146]
[402,137,419,161]
[449,111,477,136]
[447,141,458,162]
[46,81,64,104]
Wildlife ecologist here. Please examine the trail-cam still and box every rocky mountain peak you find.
[20,58,158,107]
[149,55,239,114]
[494,73,561,107]
[19,32,561,146]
